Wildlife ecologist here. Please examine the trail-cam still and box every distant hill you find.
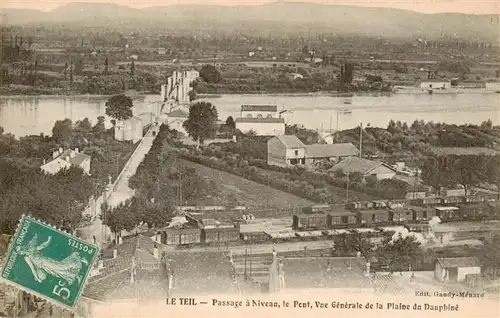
[2,2,499,41]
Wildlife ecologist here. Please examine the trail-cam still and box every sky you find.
[1,0,499,14]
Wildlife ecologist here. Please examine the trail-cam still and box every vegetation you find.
[183,102,219,147]
[105,94,134,121]
[0,117,136,234]
[199,64,222,84]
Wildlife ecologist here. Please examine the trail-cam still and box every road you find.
[78,128,159,246]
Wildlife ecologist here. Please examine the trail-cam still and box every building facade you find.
[114,117,144,143]
[420,80,451,90]
[41,148,91,175]
[330,157,397,180]
[304,143,359,166]
[235,117,285,136]
[485,82,500,92]
[267,135,306,167]
[434,257,481,283]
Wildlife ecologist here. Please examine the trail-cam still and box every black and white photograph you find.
[0,0,499,317]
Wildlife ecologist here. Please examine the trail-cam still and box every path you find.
[78,128,159,247]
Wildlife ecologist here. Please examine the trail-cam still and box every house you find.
[130,54,138,60]
[305,143,359,166]
[268,254,373,294]
[329,157,397,180]
[485,82,500,92]
[389,208,413,224]
[267,135,306,167]
[411,206,437,221]
[157,48,166,55]
[240,231,270,242]
[419,79,451,90]
[434,206,459,221]
[235,105,285,136]
[235,117,285,136]
[114,116,143,143]
[290,73,304,80]
[41,148,91,175]
[434,257,481,283]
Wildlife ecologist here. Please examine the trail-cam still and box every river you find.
[0,93,499,137]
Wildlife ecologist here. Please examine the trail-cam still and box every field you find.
[179,159,315,210]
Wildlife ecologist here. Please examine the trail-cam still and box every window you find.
[257,114,263,118]
[429,84,433,88]
[341,216,348,224]
[372,214,376,222]
[246,114,252,118]
[267,114,272,118]
[294,150,299,156]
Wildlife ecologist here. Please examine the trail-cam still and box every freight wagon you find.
[356,209,390,227]
[327,209,357,228]
[292,213,327,230]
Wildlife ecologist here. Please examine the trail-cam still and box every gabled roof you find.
[241,105,277,112]
[437,257,481,269]
[272,135,305,148]
[305,143,359,158]
[165,251,238,296]
[330,157,395,175]
[276,257,372,289]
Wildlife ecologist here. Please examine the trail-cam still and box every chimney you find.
[113,248,117,259]
[75,148,79,153]
[153,244,159,258]
[43,159,46,165]
[365,262,371,276]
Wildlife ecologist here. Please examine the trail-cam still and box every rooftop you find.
[305,143,359,159]
[235,117,285,123]
[241,105,278,112]
[276,257,372,289]
[167,109,189,118]
[330,157,395,175]
[165,251,238,296]
[429,147,499,156]
[44,149,91,168]
[437,257,481,269]
[272,135,305,148]
[421,79,451,83]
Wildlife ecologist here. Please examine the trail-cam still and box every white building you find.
[485,82,500,92]
[434,257,481,283]
[236,105,285,136]
[114,117,143,143]
[420,79,451,90]
[267,135,306,167]
[41,148,91,175]
[162,70,200,104]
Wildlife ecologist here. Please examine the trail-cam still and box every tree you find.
[52,119,73,145]
[225,116,235,131]
[378,234,422,272]
[339,62,354,89]
[64,62,68,80]
[101,201,139,241]
[365,175,379,188]
[104,57,109,75]
[130,60,135,76]
[69,62,73,84]
[92,116,106,136]
[188,89,196,102]
[182,101,218,148]
[105,94,134,121]
[75,58,84,75]
[333,231,374,257]
[199,64,222,84]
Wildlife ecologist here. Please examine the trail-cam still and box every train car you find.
[434,206,460,222]
[202,225,240,243]
[302,205,331,214]
[458,203,491,221]
[417,197,442,206]
[163,227,202,245]
[327,209,357,228]
[292,213,327,230]
[463,196,486,204]
[489,202,500,219]
[389,208,412,224]
[356,209,390,227]
[442,196,463,205]
[240,231,271,242]
[411,206,437,222]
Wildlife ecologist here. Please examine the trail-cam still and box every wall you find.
[241,110,277,118]
[434,262,445,282]
[235,121,285,136]
[368,165,396,180]
[267,137,287,167]
[457,267,481,282]
[420,82,451,89]
[485,82,500,91]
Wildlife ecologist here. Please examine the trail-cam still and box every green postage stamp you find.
[0,215,99,310]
